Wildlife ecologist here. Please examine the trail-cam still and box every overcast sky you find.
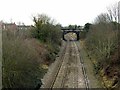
[0,0,119,26]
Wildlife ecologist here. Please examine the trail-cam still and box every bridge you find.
[61,28,82,41]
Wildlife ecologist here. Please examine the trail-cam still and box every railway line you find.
[74,41,89,89]
[41,35,90,89]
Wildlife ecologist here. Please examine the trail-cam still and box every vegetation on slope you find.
[31,14,62,63]
[84,3,120,89]
[2,14,61,88]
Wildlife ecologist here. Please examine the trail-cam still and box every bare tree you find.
[107,2,119,23]
[94,13,111,23]
[86,12,118,63]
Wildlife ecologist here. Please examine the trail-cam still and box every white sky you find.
[0,0,119,26]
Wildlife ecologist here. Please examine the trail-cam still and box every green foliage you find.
[84,23,92,32]
[79,23,92,39]
[31,14,62,63]
[31,14,61,46]
[67,25,81,30]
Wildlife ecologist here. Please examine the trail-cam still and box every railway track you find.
[41,41,70,88]
[69,35,89,89]
[41,36,90,89]
[74,41,89,89]
[50,41,70,88]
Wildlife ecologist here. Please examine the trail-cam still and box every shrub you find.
[2,30,44,88]
[31,14,61,46]
[85,13,118,73]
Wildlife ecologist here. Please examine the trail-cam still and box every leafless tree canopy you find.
[107,2,119,23]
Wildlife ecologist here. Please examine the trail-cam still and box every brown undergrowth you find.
[101,45,120,89]
[82,39,120,89]
[2,29,60,88]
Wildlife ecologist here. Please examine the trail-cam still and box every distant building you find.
[0,21,33,31]
[4,23,17,30]
[0,21,17,30]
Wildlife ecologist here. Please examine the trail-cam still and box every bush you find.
[31,14,62,64]
[85,14,118,73]
[31,14,61,46]
[2,14,62,88]
[2,30,44,88]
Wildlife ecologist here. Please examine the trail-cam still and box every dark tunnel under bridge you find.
[61,29,80,41]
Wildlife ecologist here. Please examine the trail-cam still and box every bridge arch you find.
[62,30,80,41]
